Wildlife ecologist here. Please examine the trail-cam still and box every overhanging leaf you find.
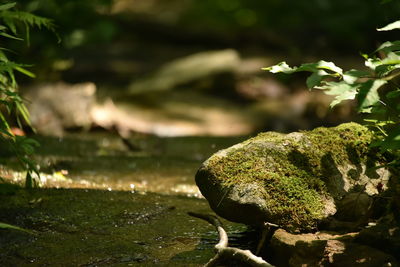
[375,64,400,77]
[365,52,400,73]
[386,89,400,99]
[315,81,359,107]
[263,60,343,76]
[306,69,329,88]
[15,66,35,78]
[0,49,8,62]
[379,125,400,150]
[0,3,16,12]
[357,79,387,113]
[375,41,400,54]
[377,20,400,31]
[15,101,32,126]
[0,32,22,40]
[262,61,294,73]
[343,69,371,84]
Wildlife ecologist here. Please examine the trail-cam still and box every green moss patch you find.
[206,123,378,231]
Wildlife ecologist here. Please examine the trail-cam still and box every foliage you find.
[179,0,400,53]
[12,0,115,78]
[264,20,400,166]
[0,221,33,234]
[0,2,53,187]
[8,0,400,81]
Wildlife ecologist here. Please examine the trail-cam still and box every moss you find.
[206,123,379,231]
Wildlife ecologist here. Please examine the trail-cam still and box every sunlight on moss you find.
[206,123,379,230]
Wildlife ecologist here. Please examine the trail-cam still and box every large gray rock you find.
[196,123,391,231]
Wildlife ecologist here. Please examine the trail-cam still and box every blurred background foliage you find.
[10,0,400,83]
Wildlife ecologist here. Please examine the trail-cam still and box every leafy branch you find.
[0,2,55,187]
[263,19,400,160]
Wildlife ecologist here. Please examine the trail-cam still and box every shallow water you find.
[3,132,247,196]
[0,188,254,266]
[0,133,256,266]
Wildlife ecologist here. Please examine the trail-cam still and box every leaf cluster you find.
[0,2,54,187]
[264,20,400,164]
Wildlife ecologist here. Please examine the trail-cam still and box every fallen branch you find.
[188,212,275,267]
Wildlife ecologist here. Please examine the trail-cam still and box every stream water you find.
[29,133,247,195]
[0,133,257,266]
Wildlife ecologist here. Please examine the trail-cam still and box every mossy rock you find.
[195,123,390,232]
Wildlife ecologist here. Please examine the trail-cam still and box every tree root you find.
[188,212,275,267]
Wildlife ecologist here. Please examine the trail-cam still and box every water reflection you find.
[2,132,247,197]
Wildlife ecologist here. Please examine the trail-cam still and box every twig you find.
[256,222,279,255]
[188,212,275,267]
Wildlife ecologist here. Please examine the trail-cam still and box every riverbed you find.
[0,133,255,266]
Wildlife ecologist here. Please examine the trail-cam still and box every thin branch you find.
[188,212,275,267]
[383,69,400,81]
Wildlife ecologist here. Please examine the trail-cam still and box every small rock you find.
[25,82,96,136]
[355,214,400,259]
[269,228,398,267]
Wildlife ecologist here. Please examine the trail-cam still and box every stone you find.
[91,91,259,137]
[25,82,96,136]
[196,123,391,231]
[269,229,398,267]
[355,214,400,259]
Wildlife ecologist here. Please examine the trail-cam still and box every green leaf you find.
[264,60,344,89]
[343,69,371,84]
[375,64,400,77]
[4,16,17,35]
[357,79,387,113]
[263,60,343,76]
[313,60,343,75]
[0,49,8,62]
[306,70,329,88]
[15,101,32,125]
[365,52,400,73]
[0,222,33,234]
[315,81,358,107]
[1,10,56,33]
[15,66,35,78]
[380,52,400,65]
[0,112,11,132]
[0,223,33,234]
[0,3,16,11]
[0,32,22,40]
[386,89,400,99]
[377,20,400,31]
[0,127,13,137]
[24,137,40,147]
[379,125,400,150]
[364,119,396,127]
[262,61,293,73]
[375,41,400,54]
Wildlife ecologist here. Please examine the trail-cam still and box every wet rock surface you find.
[0,188,247,266]
[196,123,391,231]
